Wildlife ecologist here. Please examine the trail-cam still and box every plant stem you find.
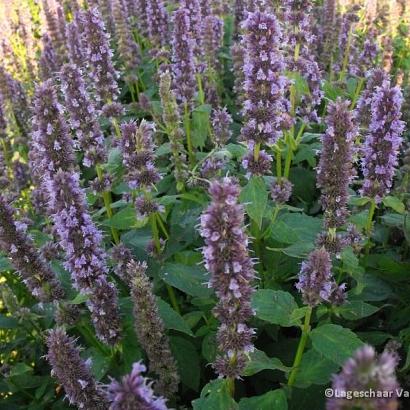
[365,199,377,237]
[254,142,261,161]
[284,133,293,180]
[287,306,312,387]
[96,165,120,245]
[276,148,282,181]
[226,377,235,398]
[184,103,194,166]
[350,77,365,109]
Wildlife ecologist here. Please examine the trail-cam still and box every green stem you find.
[184,103,194,166]
[254,142,261,161]
[365,199,377,237]
[287,307,313,387]
[96,166,120,245]
[166,284,181,314]
[196,74,205,105]
[112,117,121,138]
[272,205,281,225]
[276,148,282,180]
[350,77,365,109]
[226,377,235,398]
[284,134,293,180]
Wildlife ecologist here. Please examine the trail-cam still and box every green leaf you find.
[157,298,194,336]
[69,293,89,305]
[244,349,290,376]
[239,176,268,229]
[335,301,380,320]
[239,389,287,410]
[294,350,339,387]
[202,331,217,363]
[310,324,364,365]
[106,147,123,174]
[191,104,211,149]
[102,206,139,230]
[252,290,301,327]
[170,336,200,391]
[85,347,110,381]
[383,196,405,214]
[0,256,12,271]
[192,379,238,410]
[159,263,212,298]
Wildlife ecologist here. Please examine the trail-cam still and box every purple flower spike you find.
[60,63,107,167]
[361,79,405,202]
[31,80,75,178]
[270,179,293,204]
[146,0,169,48]
[46,328,108,410]
[199,177,256,378]
[211,107,233,146]
[327,345,400,410]
[317,99,358,229]
[66,14,86,68]
[39,34,59,81]
[128,260,180,397]
[83,8,119,107]
[119,120,161,190]
[296,248,345,307]
[107,361,169,410]
[240,11,290,147]
[171,8,197,108]
[0,196,64,302]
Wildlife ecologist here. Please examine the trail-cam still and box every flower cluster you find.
[128,260,180,397]
[171,8,197,108]
[39,33,59,81]
[30,80,75,178]
[146,0,169,48]
[270,178,293,204]
[83,8,119,107]
[296,248,346,307]
[46,328,108,410]
[199,177,256,378]
[60,63,106,167]
[119,120,161,190]
[0,195,64,302]
[66,13,86,68]
[317,99,358,229]
[240,11,290,161]
[211,107,233,147]
[46,170,121,345]
[327,345,400,410]
[159,71,188,188]
[112,0,140,80]
[107,361,169,410]
[361,79,405,202]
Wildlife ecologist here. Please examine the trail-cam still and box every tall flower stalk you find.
[199,178,256,387]
[128,260,180,398]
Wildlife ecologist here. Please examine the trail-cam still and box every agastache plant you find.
[146,0,169,48]
[46,328,108,410]
[327,345,400,410]
[128,260,180,398]
[0,195,64,302]
[31,81,121,345]
[240,11,290,176]
[83,8,120,108]
[316,99,358,250]
[60,63,106,167]
[66,14,86,68]
[39,33,59,81]
[106,361,169,410]
[199,177,256,380]
[361,79,405,203]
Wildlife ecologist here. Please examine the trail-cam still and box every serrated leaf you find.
[336,300,380,320]
[157,298,194,336]
[192,379,238,410]
[310,324,364,365]
[252,290,301,327]
[244,349,290,376]
[383,196,405,214]
[159,263,212,298]
[239,176,268,228]
[239,389,287,410]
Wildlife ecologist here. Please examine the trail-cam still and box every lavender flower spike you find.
[66,15,86,68]
[60,63,106,167]
[0,196,64,302]
[199,177,256,378]
[296,248,345,307]
[120,120,161,190]
[171,8,197,108]
[129,260,180,397]
[327,345,400,410]
[361,79,405,202]
[83,8,120,107]
[211,107,233,147]
[317,99,358,229]
[146,0,169,48]
[47,170,121,345]
[240,11,290,148]
[46,328,108,410]
[107,361,169,410]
